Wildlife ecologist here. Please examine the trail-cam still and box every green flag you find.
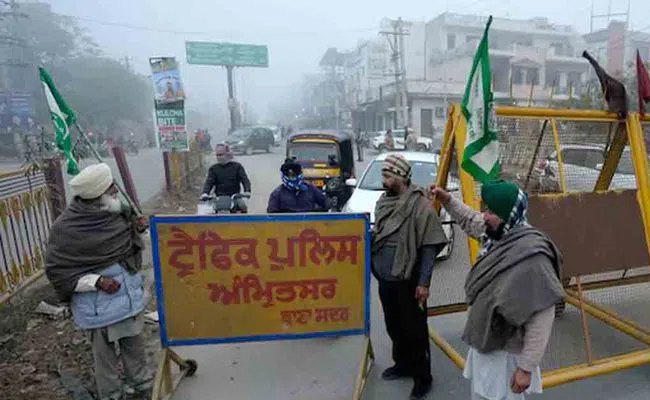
[39,67,79,175]
[461,16,500,183]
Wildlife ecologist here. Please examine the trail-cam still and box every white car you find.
[342,151,457,260]
[540,144,637,192]
[268,127,282,146]
[372,129,434,152]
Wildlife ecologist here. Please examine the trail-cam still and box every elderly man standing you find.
[372,154,448,400]
[45,163,152,400]
[431,180,564,400]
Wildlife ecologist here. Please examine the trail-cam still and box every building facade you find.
[427,13,589,106]
[339,13,592,141]
[583,20,650,78]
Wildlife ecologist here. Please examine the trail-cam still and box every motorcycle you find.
[125,140,140,156]
[197,193,250,215]
[322,176,344,212]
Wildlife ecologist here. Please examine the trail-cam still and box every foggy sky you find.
[47,0,649,120]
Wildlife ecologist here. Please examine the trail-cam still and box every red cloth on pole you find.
[636,50,650,117]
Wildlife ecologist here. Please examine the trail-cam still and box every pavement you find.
[124,146,650,399]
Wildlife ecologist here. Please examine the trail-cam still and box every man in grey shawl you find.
[372,154,448,400]
[431,180,564,400]
[45,163,152,400]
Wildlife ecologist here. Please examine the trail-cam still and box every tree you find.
[6,2,152,140]
[49,56,153,136]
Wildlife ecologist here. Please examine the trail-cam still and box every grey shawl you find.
[372,185,447,280]
[45,198,144,302]
[462,225,564,353]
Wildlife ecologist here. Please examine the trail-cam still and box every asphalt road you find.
[170,146,649,400]
[0,148,165,205]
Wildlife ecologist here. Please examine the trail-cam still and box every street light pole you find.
[226,65,237,134]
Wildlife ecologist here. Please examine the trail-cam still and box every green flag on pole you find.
[461,16,500,183]
[38,67,80,176]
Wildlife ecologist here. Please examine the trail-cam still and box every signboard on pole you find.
[185,42,269,67]
[0,91,34,129]
[150,213,370,346]
[154,100,188,152]
[149,57,185,102]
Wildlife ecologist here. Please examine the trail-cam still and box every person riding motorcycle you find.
[201,143,252,212]
[267,158,326,213]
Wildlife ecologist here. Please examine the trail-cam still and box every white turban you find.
[69,163,114,200]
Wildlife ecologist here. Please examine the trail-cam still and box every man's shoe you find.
[409,378,432,400]
[381,365,411,381]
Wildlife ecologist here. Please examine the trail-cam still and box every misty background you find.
[44,0,650,118]
[1,0,648,153]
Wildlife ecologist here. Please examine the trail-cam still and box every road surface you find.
[171,146,650,400]
[1,148,165,205]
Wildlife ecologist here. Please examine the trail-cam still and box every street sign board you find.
[150,213,370,346]
[185,41,269,67]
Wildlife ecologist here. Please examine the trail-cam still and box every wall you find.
[404,21,427,80]
[607,21,626,76]
[428,56,473,83]
[410,98,450,138]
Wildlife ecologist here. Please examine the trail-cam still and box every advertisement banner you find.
[155,100,188,151]
[150,214,371,346]
[0,91,35,130]
[150,57,185,102]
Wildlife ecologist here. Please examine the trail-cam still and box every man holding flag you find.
[430,17,564,399]
[41,67,152,400]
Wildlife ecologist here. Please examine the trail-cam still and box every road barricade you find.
[149,212,373,399]
[431,104,650,389]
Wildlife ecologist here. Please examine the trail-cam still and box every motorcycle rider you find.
[201,143,252,212]
[267,158,326,213]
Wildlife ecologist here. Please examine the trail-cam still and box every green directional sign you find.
[185,42,269,67]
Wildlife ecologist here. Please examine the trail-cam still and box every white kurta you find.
[463,348,543,400]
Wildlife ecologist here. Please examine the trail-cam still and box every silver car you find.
[541,144,637,192]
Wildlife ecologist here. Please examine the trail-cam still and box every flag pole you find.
[72,122,143,216]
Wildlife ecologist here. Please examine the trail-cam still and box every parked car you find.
[372,129,434,152]
[342,151,458,260]
[538,144,637,192]
[225,127,275,155]
[268,126,282,146]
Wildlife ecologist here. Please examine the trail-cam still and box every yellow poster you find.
[150,213,370,346]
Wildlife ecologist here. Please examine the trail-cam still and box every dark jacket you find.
[267,184,326,213]
[202,161,251,196]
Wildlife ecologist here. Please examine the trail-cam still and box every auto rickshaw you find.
[286,131,355,210]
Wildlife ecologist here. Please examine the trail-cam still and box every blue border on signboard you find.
[149,213,371,348]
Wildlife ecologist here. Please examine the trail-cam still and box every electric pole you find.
[398,18,409,128]
[226,66,238,134]
[589,0,630,32]
[380,18,410,129]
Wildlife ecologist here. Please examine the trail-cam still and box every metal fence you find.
[0,169,54,299]
[431,106,650,387]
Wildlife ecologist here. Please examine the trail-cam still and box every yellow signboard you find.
[150,213,370,346]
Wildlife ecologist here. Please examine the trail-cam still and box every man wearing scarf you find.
[431,180,564,400]
[45,163,152,400]
[372,154,448,400]
[266,158,327,213]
